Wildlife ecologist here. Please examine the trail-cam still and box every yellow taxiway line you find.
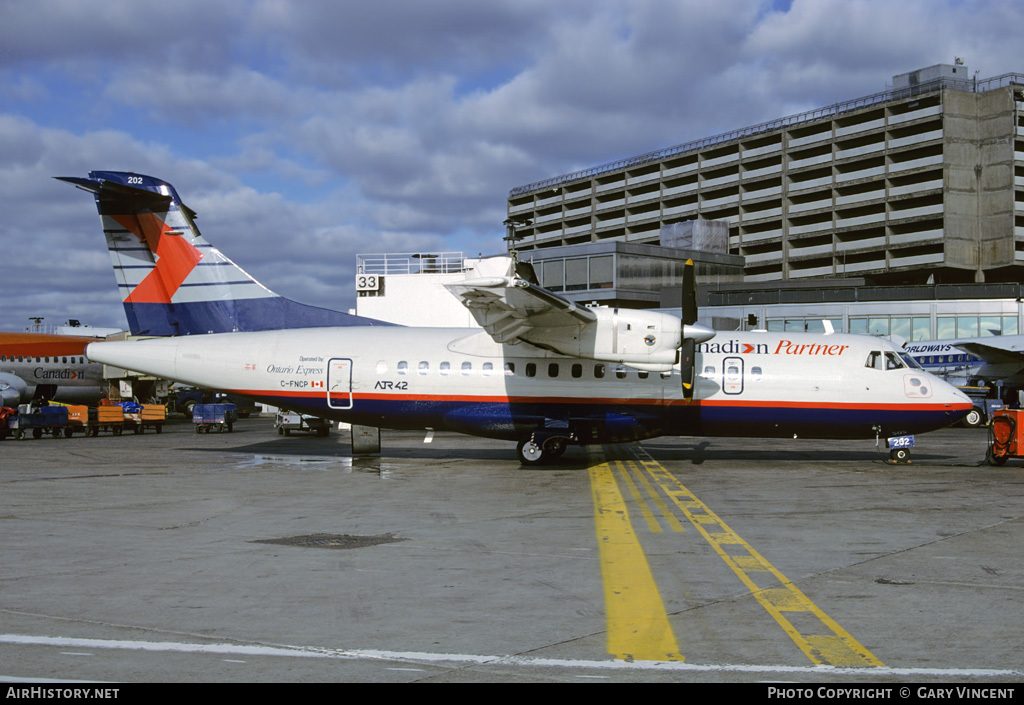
[588,447,884,667]
[589,460,684,662]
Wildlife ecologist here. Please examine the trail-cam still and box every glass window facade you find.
[769,314,1018,340]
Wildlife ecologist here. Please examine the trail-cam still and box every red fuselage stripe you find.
[228,388,971,411]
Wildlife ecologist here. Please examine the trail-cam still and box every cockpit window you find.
[884,351,905,370]
[865,351,882,369]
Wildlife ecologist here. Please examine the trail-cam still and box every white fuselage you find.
[87,327,972,443]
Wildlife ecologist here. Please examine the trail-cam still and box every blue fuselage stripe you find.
[246,393,961,442]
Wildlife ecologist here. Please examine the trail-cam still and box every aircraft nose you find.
[943,383,973,421]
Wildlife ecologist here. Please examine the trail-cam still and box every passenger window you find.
[461,361,472,376]
[397,361,408,375]
[615,366,627,379]
[594,364,605,379]
[751,366,763,381]
[661,371,672,379]
[548,363,559,377]
[571,363,582,378]
[638,371,649,379]
[418,361,429,375]
[62,357,68,364]
[702,365,716,378]
[504,362,514,375]
[525,363,537,377]
[440,361,451,376]
[483,362,493,376]
[375,360,387,374]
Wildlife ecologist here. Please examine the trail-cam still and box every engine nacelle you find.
[0,372,29,407]
[528,308,692,371]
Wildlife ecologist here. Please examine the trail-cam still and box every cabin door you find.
[327,357,353,409]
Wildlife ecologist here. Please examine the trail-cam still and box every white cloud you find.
[1,0,1023,331]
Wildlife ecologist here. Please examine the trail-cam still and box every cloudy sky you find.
[1,0,1022,333]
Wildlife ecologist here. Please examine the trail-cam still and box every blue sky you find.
[1,0,1022,332]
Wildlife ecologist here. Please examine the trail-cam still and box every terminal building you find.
[497,63,1024,342]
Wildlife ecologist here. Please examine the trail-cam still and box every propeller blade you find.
[682,258,697,326]
[680,338,696,399]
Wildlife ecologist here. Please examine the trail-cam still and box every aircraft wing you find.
[444,276,597,345]
[951,338,1024,366]
[444,266,713,375]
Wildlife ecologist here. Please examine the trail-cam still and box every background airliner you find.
[905,336,1024,387]
[0,332,107,406]
[62,171,972,463]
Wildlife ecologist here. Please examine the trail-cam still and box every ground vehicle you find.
[987,409,1024,465]
[275,410,331,437]
[959,386,1006,427]
[193,403,237,433]
[7,404,68,440]
[169,387,256,419]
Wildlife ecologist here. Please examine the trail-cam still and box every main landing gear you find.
[516,436,569,466]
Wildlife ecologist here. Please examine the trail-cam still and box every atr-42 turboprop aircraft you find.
[60,171,972,463]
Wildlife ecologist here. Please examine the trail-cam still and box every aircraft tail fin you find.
[57,171,392,335]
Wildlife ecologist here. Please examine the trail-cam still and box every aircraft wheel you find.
[890,447,910,463]
[33,428,43,440]
[963,408,985,428]
[517,438,545,465]
[543,437,568,458]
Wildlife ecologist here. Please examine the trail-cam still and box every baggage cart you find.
[193,403,237,433]
[89,404,127,436]
[9,404,68,440]
[120,402,166,434]
[64,405,90,437]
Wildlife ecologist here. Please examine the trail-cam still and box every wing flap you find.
[445,276,596,346]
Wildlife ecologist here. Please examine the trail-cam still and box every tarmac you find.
[1,415,1023,683]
